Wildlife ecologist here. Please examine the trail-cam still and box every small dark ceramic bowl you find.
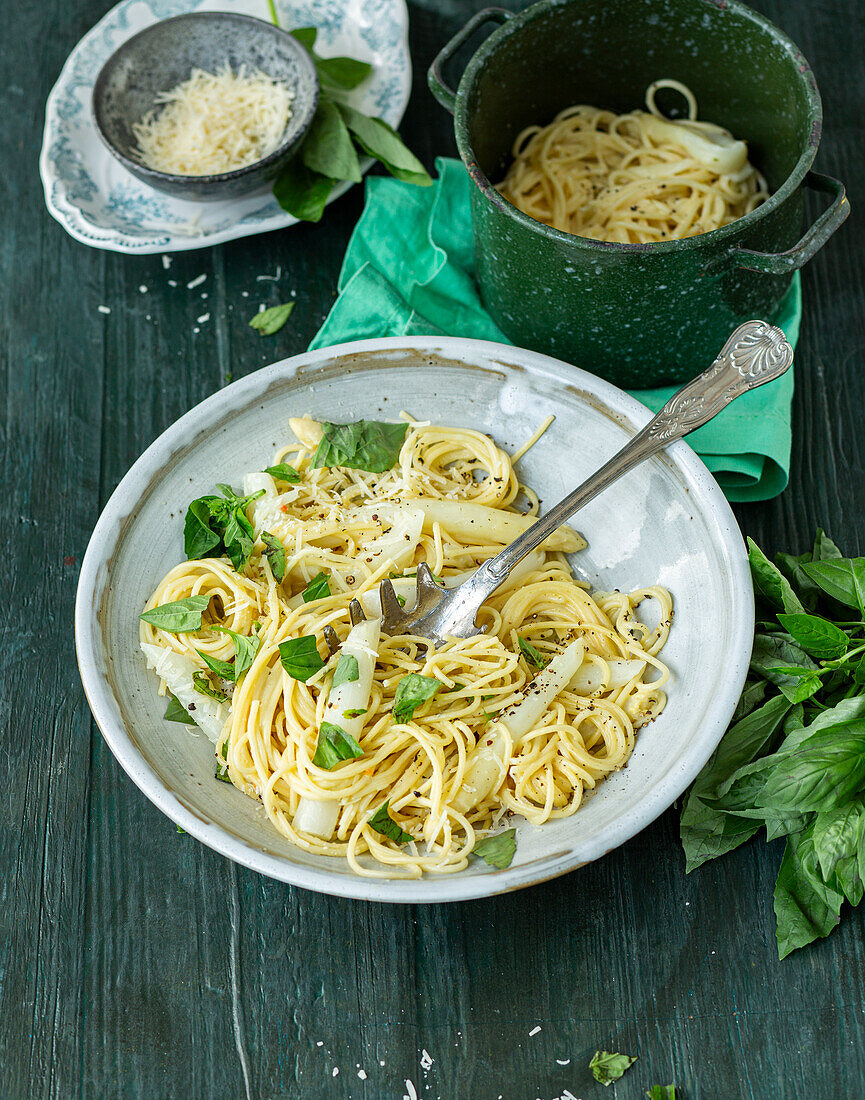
[92,13,319,202]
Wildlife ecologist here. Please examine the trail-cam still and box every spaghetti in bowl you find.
[75,337,752,902]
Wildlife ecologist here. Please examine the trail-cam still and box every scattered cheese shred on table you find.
[133,66,294,176]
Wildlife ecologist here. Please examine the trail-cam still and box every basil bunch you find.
[272,25,432,222]
[681,530,865,957]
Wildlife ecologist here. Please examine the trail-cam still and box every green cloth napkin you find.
[310,157,801,502]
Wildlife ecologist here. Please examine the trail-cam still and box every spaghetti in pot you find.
[497,79,768,244]
[139,415,672,878]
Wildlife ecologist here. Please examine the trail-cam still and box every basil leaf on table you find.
[262,463,300,483]
[368,800,413,844]
[302,570,331,603]
[747,536,805,614]
[517,636,548,669]
[749,633,818,699]
[755,724,865,813]
[337,103,432,186]
[261,531,286,583]
[302,100,362,183]
[812,801,865,905]
[163,694,196,724]
[273,158,334,222]
[249,302,294,335]
[472,828,517,869]
[192,670,229,703]
[279,635,325,681]
[777,612,848,659]
[646,1087,677,1100]
[393,673,442,722]
[588,1050,637,1086]
[313,721,363,769]
[140,595,211,633]
[331,653,359,689]
[312,419,408,473]
[802,557,865,614]
[774,823,844,959]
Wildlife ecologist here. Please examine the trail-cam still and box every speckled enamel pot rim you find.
[75,336,754,904]
[454,0,822,253]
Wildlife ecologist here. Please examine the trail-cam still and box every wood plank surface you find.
[1,0,863,1097]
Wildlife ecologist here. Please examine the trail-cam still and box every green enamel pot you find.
[428,0,849,387]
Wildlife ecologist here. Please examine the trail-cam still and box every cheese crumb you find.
[529,1025,542,1037]
[97,305,111,314]
[187,274,207,289]
[197,313,211,324]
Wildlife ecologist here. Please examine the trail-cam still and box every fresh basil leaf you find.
[261,531,286,582]
[302,100,362,183]
[337,104,432,185]
[273,158,334,222]
[215,626,261,678]
[368,800,413,844]
[646,1087,676,1100]
[680,693,791,871]
[517,636,548,669]
[192,670,229,703]
[589,1050,637,1086]
[747,537,805,614]
[302,570,331,603]
[278,635,325,681]
[312,419,408,473]
[140,595,211,633]
[749,634,818,699]
[164,694,196,724]
[222,504,256,573]
[290,25,317,49]
[814,528,843,561]
[312,721,363,769]
[184,496,223,559]
[775,551,821,610]
[802,557,865,614]
[263,463,300,483]
[854,653,865,686]
[756,724,865,813]
[393,673,442,722]
[792,672,823,703]
[249,302,294,335]
[774,823,843,959]
[777,612,848,659]
[215,739,231,782]
[472,828,516,869]
[331,653,359,689]
[343,707,367,719]
[731,679,767,723]
[812,801,865,905]
[197,649,236,681]
[314,54,372,91]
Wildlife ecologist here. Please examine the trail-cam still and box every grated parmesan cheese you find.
[133,66,294,176]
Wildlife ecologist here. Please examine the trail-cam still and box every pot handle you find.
[729,171,849,274]
[428,8,512,114]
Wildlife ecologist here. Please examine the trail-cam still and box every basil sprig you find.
[270,23,431,222]
[313,721,363,769]
[183,484,265,572]
[393,673,442,723]
[368,801,412,844]
[140,595,211,633]
[681,529,865,958]
[312,419,408,473]
[278,635,325,681]
[471,828,516,869]
[589,1050,638,1086]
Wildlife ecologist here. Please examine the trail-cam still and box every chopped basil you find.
[312,419,408,473]
[249,302,294,336]
[261,531,286,582]
[278,635,325,681]
[343,708,367,719]
[589,1050,638,1086]
[313,721,363,769]
[518,636,548,669]
[302,570,331,603]
[192,670,229,703]
[215,740,231,783]
[331,653,359,689]
[262,463,300,483]
[393,673,442,722]
[163,694,196,724]
[140,595,211,633]
[368,801,412,844]
[472,828,516,869]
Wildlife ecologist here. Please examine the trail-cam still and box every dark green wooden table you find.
[3,1,863,1097]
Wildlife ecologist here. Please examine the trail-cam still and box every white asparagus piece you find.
[294,617,381,840]
[569,657,647,695]
[289,416,324,449]
[409,499,586,553]
[642,115,748,174]
[141,642,229,744]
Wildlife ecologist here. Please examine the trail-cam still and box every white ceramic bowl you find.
[75,337,753,902]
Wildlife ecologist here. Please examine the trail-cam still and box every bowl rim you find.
[452,0,823,255]
[90,10,319,185]
[74,335,754,903]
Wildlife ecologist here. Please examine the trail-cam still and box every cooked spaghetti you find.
[139,415,672,878]
[497,78,768,243]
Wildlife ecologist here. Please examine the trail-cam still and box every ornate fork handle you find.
[473,320,793,593]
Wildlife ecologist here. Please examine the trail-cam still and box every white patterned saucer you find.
[40,0,411,253]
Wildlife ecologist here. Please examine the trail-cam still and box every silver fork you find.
[367,320,793,645]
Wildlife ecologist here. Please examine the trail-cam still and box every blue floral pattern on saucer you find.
[40,0,411,253]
